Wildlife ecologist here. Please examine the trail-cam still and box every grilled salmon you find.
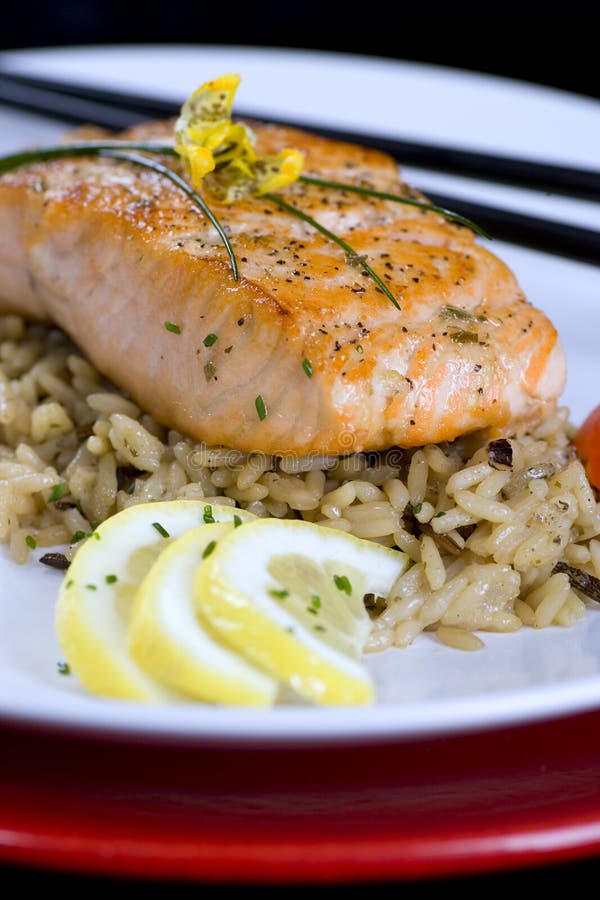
[0,121,565,455]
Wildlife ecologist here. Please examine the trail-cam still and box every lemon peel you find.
[128,522,277,706]
[194,518,410,705]
[174,73,303,201]
[55,500,253,702]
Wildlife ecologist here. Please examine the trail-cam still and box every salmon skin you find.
[0,121,565,456]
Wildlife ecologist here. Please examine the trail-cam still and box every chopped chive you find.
[450,330,479,344]
[333,574,352,595]
[302,358,313,378]
[439,305,474,321]
[152,521,170,538]
[92,531,101,540]
[310,594,321,609]
[85,584,97,591]
[164,321,181,334]
[411,503,423,516]
[203,504,215,524]
[307,606,318,615]
[57,661,71,675]
[433,510,447,518]
[202,540,217,559]
[203,333,218,347]
[255,394,267,421]
[105,574,118,584]
[49,482,68,503]
[233,514,243,528]
[65,579,74,589]
[268,588,290,600]
[314,624,326,632]
[70,530,87,544]
[25,534,37,549]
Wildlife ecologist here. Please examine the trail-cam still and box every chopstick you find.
[2,70,599,200]
[1,70,599,266]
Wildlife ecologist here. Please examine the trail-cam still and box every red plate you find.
[2,709,600,883]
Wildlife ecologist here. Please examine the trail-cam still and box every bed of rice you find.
[1,314,599,653]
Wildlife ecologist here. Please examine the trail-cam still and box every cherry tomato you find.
[574,404,600,490]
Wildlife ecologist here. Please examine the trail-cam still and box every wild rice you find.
[1,315,600,652]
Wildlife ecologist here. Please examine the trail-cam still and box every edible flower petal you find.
[174,73,303,201]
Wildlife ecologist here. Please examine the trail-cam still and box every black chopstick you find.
[1,70,599,266]
[2,69,599,200]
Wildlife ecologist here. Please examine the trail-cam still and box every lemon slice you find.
[128,522,277,705]
[55,500,253,701]
[194,518,410,705]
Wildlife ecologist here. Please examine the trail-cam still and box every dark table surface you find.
[2,857,600,893]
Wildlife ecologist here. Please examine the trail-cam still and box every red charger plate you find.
[2,708,600,883]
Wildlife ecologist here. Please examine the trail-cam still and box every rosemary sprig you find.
[0,142,238,280]
[299,174,491,239]
[265,193,401,310]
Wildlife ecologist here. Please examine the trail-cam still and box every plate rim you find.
[1,43,600,747]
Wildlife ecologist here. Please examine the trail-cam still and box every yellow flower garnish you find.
[174,74,303,202]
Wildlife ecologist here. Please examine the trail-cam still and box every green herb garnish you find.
[70,530,87,544]
[307,594,321,614]
[49,482,68,503]
[450,330,479,344]
[165,321,181,334]
[411,503,423,516]
[203,505,215,524]
[57,661,71,675]
[233,514,243,528]
[85,584,97,591]
[105,574,118,584]
[203,333,218,347]
[255,394,267,421]
[333,574,352,595]
[152,521,170,538]
[439,305,474,321]
[302,358,313,378]
[25,534,37,549]
[202,540,217,559]
[268,589,290,600]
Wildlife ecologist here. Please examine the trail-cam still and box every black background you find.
[1,1,599,892]
[1,1,599,102]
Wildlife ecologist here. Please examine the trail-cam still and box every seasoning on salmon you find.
[0,120,565,455]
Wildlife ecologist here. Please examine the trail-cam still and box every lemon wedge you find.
[128,522,277,705]
[55,500,253,701]
[194,518,410,705]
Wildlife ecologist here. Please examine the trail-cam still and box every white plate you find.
[1,45,600,744]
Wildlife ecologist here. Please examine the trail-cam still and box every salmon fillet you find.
[0,121,565,455]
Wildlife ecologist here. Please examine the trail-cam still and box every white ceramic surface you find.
[1,45,599,743]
